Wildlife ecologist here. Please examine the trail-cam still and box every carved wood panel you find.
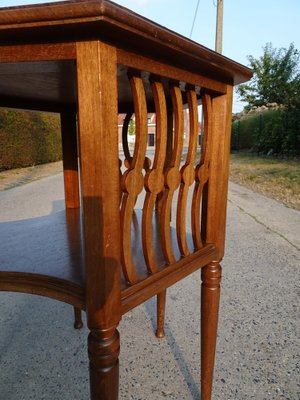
[119,68,213,286]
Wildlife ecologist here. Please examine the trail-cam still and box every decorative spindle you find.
[159,85,184,264]
[192,93,212,249]
[142,80,167,273]
[176,88,199,257]
[120,75,148,284]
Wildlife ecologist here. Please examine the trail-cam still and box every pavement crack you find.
[228,198,300,252]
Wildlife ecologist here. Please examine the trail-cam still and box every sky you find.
[1,0,300,111]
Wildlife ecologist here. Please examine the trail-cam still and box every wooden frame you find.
[0,1,252,399]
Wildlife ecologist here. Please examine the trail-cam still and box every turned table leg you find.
[156,290,166,338]
[73,307,83,329]
[88,327,120,400]
[201,261,222,400]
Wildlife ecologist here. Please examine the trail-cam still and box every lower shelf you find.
[0,209,85,308]
[0,208,217,313]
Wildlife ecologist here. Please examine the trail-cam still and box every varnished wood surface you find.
[0,209,84,308]
[0,1,253,398]
[0,207,217,311]
[0,0,252,86]
[0,0,252,113]
[76,41,122,399]
[0,59,77,112]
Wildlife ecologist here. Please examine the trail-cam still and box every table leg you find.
[76,40,121,400]
[201,261,222,400]
[60,110,80,209]
[73,306,83,329]
[156,290,166,338]
[88,327,120,400]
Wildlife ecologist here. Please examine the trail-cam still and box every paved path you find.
[0,173,299,399]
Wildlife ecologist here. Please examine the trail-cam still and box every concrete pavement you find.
[0,173,299,399]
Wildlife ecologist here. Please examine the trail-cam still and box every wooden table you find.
[0,1,252,399]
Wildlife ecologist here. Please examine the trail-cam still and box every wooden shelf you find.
[0,207,217,312]
[0,209,85,308]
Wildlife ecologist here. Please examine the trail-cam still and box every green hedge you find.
[0,108,62,171]
[231,109,300,156]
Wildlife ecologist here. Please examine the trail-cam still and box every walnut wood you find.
[0,207,216,308]
[61,110,80,209]
[154,104,174,343]
[159,85,184,264]
[0,1,252,399]
[0,209,84,308]
[117,49,226,95]
[206,85,233,260]
[142,81,167,273]
[0,43,76,62]
[88,327,120,400]
[201,262,222,400]
[120,75,148,284]
[191,93,212,249]
[0,0,252,85]
[156,290,166,338]
[176,89,199,256]
[76,40,121,400]
[74,306,84,329]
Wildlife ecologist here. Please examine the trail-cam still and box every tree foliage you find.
[237,42,300,108]
[128,118,135,136]
[234,43,300,156]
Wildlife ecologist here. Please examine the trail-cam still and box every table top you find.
[0,0,252,112]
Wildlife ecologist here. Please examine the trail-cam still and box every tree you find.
[234,43,300,156]
[237,42,300,109]
[128,118,135,136]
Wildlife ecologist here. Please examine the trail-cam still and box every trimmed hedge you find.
[231,108,300,156]
[0,108,62,171]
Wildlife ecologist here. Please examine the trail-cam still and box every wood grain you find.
[60,110,80,209]
[159,85,184,264]
[142,80,167,273]
[191,93,212,249]
[176,88,199,256]
[205,85,233,260]
[120,75,148,284]
[76,40,121,400]
[76,40,121,327]
[0,2,252,399]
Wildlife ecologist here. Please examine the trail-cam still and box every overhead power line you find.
[189,0,200,39]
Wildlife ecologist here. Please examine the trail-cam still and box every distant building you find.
[118,111,201,150]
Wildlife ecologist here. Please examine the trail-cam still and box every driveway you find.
[0,172,299,399]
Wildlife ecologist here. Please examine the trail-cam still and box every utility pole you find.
[215,0,223,53]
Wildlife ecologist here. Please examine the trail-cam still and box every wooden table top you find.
[0,0,252,112]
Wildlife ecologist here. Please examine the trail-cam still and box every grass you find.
[230,153,300,210]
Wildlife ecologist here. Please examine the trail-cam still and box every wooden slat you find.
[120,75,148,284]
[159,85,184,264]
[142,81,167,273]
[117,49,227,94]
[0,43,76,62]
[176,89,199,256]
[121,244,217,314]
[191,93,212,249]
